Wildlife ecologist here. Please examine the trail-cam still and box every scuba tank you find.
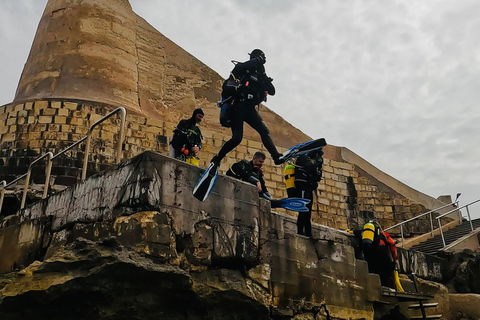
[362,221,377,247]
[284,163,296,189]
[186,156,199,166]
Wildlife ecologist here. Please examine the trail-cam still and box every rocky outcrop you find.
[449,294,480,320]
[0,237,271,320]
[0,151,381,319]
[438,249,480,294]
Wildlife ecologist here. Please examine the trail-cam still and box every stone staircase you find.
[410,218,480,255]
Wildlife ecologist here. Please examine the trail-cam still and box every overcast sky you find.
[1,0,479,218]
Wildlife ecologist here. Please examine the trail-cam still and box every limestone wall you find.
[14,0,309,149]
[1,99,442,236]
[0,151,381,319]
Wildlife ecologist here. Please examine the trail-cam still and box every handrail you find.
[436,198,480,248]
[82,107,126,180]
[0,180,5,214]
[0,106,127,212]
[21,152,53,209]
[384,193,461,247]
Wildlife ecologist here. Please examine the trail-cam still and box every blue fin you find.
[277,198,311,212]
[193,163,219,201]
[279,138,326,162]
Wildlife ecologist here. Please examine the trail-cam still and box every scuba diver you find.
[170,108,204,166]
[285,148,324,237]
[348,221,398,288]
[211,49,284,173]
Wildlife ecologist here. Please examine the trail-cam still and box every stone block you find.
[13,104,24,113]
[324,179,335,187]
[146,118,163,127]
[57,108,69,116]
[51,101,62,109]
[54,116,67,124]
[63,102,78,110]
[68,117,84,126]
[213,139,223,147]
[38,116,52,124]
[34,100,49,110]
[2,133,15,142]
[89,113,103,123]
[28,139,43,148]
[247,139,262,149]
[143,126,162,134]
[335,181,347,189]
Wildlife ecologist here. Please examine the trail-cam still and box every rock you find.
[439,249,480,293]
[449,293,480,320]
[0,238,271,320]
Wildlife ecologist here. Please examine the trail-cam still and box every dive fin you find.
[279,138,327,163]
[193,162,219,201]
[271,197,311,212]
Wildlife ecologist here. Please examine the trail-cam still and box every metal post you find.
[400,224,405,248]
[42,156,53,199]
[0,180,6,214]
[21,152,53,209]
[466,206,474,231]
[116,107,126,164]
[438,218,446,248]
[82,134,92,181]
[82,107,126,180]
[429,211,434,237]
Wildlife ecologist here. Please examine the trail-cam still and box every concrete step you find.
[408,302,438,309]
[410,315,442,320]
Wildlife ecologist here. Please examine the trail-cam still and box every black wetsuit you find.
[217,58,280,161]
[353,229,396,288]
[287,153,323,237]
[226,160,270,199]
[170,111,203,160]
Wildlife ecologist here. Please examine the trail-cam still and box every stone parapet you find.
[0,151,382,319]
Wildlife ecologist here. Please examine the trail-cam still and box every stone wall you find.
[14,0,309,149]
[0,151,382,319]
[1,99,442,235]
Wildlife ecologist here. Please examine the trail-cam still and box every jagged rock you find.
[0,152,383,319]
[438,249,480,293]
[377,306,408,320]
[0,238,271,320]
[449,293,480,320]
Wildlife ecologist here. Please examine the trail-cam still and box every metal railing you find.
[437,198,480,248]
[0,106,126,211]
[385,193,461,247]
[0,180,5,214]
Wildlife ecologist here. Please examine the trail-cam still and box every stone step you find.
[408,302,438,309]
[410,315,442,320]
[410,218,480,254]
